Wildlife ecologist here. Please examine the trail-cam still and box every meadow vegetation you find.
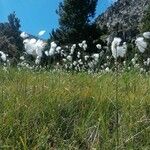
[0,68,149,149]
[0,1,150,149]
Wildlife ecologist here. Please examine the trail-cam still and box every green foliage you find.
[140,4,150,32]
[0,69,150,149]
[0,12,24,65]
[50,0,103,47]
[140,3,150,61]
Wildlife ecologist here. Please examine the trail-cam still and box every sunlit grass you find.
[0,68,150,149]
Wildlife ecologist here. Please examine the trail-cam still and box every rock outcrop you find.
[96,0,150,42]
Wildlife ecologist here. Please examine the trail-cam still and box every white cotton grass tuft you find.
[82,40,87,51]
[77,52,81,58]
[56,46,61,53]
[0,51,7,62]
[96,44,102,50]
[20,32,29,39]
[35,56,41,65]
[23,38,46,58]
[45,51,49,56]
[84,55,89,61]
[78,43,83,48]
[70,44,76,54]
[73,61,77,66]
[92,53,99,62]
[67,55,72,61]
[49,42,57,56]
[49,48,55,56]
[111,37,127,59]
[135,37,147,53]
[83,43,87,51]
[144,58,150,66]
[20,56,25,61]
[147,58,150,66]
[143,32,150,39]
[105,67,110,72]
[51,42,57,49]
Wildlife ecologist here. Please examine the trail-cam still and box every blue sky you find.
[0,0,114,39]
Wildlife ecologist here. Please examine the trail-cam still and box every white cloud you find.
[38,30,46,36]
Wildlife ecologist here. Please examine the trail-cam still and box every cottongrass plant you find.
[0,31,149,149]
[13,31,150,74]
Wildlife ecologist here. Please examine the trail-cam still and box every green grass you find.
[0,68,150,149]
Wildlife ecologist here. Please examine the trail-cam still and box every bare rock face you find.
[96,0,150,41]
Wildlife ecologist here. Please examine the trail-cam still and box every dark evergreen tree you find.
[139,4,150,67]
[50,0,100,46]
[0,12,24,65]
[140,4,150,32]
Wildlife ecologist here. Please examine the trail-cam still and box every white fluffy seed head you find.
[96,44,102,50]
[20,32,29,39]
[143,32,150,39]
[135,37,147,53]
[0,51,7,62]
[111,38,127,59]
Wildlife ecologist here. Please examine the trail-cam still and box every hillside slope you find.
[96,0,150,41]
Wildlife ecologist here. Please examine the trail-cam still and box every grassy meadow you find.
[0,68,150,149]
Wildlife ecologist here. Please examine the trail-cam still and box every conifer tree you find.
[140,4,150,32]
[0,12,24,64]
[50,0,99,45]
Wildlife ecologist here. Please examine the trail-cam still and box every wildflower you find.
[78,59,83,65]
[30,38,37,44]
[134,64,140,68]
[96,44,102,50]
[35,56,41,65]
[83,43,88,51]
[92,53,99,62]
[63,58,67,63]
[70,44,76,54]
[0,51,7,62]
[135,37,147,53]
[84,55,89,61]
[51,42,57,49]
[143,32,150,39]
[78,43,83,48]
[111,38,127,59]
[56,46,61,53]
[123,61,126,66]
[140,68,144,73]
[100,50,104,57]
[128,67,131,70]
[131,58,136,65]
[20,32,29,39]
[20,56,25,60]
[67,55,72,61]
[73,61,77,66]
[82,40,86,44]
[49,48,55,56]
[3,66,8,72]
[147,58,150,66]
[45,51,49,56]
[23,38,46,57]
[77,52,81,58]
[105,67,110,72]
[106,56,110,59]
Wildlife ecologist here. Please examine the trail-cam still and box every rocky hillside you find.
[96,0,150,41]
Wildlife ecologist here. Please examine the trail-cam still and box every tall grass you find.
[0,68,150,149]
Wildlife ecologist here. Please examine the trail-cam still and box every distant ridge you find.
[96,0,150,40]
